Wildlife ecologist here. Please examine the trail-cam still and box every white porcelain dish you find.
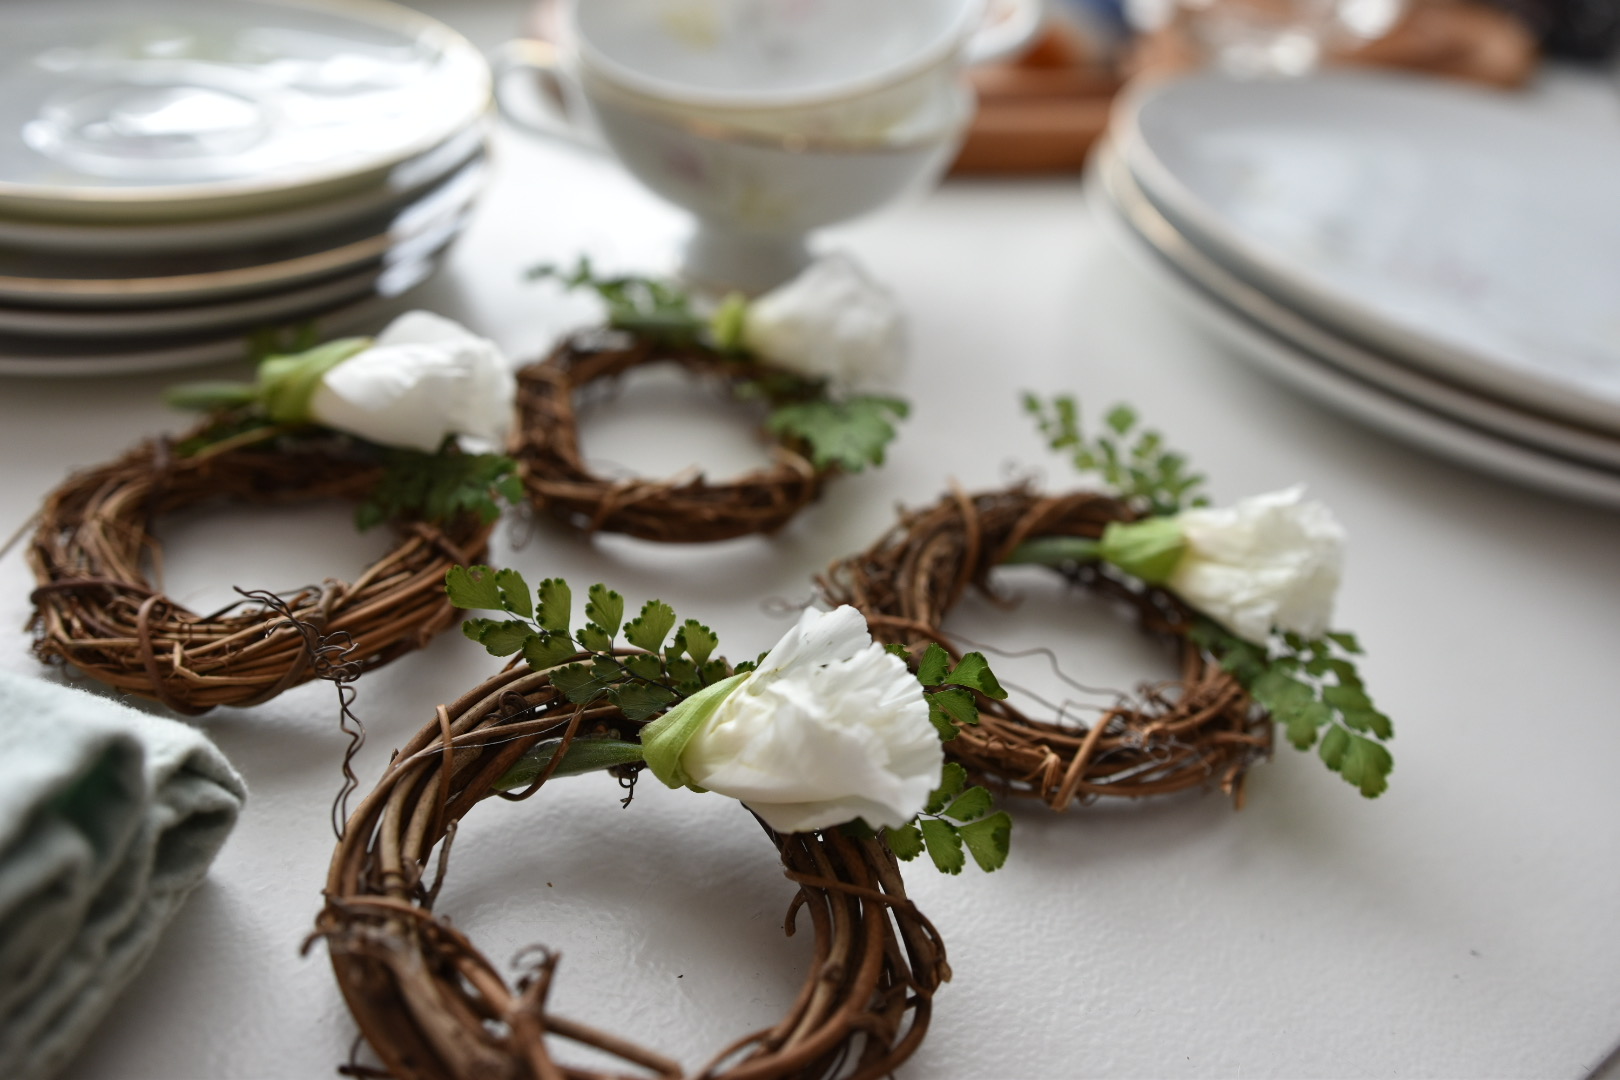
[0,264,385,340]
[0,155,484,307]
[1094,143,1620,473]
[0,0,490,222]
[1086,147,1620,510]
[1114,70,1620,435]
[0,291,398,377]
[0,127,487,256]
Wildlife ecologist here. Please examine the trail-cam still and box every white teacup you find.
[498,0,1041,291]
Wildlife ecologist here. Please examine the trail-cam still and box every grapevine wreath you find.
[26,313,520,714]
[818,397,1394,808]
[315,572,1015,1079]
[512,258,910,544]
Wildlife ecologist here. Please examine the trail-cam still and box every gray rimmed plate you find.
[0,152,485,308]
[0,0,490,222]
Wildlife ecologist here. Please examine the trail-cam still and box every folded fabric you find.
[0,672,246,1080]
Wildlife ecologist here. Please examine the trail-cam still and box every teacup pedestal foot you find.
[681,224,811,296]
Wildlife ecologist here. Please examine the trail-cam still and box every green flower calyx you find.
[1097,517,1187,584]
[638,670,749,791]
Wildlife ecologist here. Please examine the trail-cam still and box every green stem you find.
[607,311,706,340]
[1002,536,1102,566]
[493,737,646,791]
[164,381,260,412]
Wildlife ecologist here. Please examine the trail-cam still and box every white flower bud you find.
[739,255,906,389]
[1168,486,1346,644]
[307,311,515,453]
[641,606,940,834]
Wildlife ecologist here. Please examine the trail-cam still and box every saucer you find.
[0,125,487,256]
[1094,142,1620,473]
[0,0,489,222]
[1086,145,1620,510]
[1114,70,1620,435]
[0,155,484,307]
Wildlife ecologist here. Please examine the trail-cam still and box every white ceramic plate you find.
[1095,144,1620,473]
[0,124,487,256]
[0,0,490,222]
[0,239,456,377]
[0,293,391,377]
[1114,70,1620,435]
[0,154,484,308]
[1086,147,1620,510]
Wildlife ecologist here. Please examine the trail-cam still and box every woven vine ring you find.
[316,662,948,1080]
[512,335,834,544]
[817,486,1273,809]
[26,426,491,715]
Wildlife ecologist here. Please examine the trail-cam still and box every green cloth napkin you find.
[0,672,246,1080]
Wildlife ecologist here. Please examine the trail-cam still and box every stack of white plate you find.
[1091,70,1620,509]
[0,0,491,377]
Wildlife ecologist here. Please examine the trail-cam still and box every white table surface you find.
[3,5,1618,1078]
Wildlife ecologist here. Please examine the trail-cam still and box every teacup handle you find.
[965,0,1048,66]
[491,39,604,150]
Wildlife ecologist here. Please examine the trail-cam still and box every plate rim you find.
[0,0,492,222]
[1086,143,1620,511]
[1095,142,1620,473]
[1111,69,1620,436]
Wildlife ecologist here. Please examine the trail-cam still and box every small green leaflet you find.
[586,585,624,638]
[445,568,722,729]
[610,682,677,722]
[918,819,965,874]
[537,579,572,634]
[529,258,705,344]
[626,600,676,652]
[1023,393,1207,516]
[355,449,523,531]
[766,396,909,472]
[1191,618,1394,798]
[914,645,1006,741]
[916,644,950,686]
[446,565,503,610]
[885,761,1011,874]
[522,633,578,670]
[461,618,532,657]
[495,569,532,619]
[673,620,718,666]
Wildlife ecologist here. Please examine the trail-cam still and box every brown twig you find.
[817,486,1273,810]
[314,664,946,1080]
[511,334,834,543]
[25,424,493,714]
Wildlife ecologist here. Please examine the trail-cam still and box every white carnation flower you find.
[1168,486,1346,644]
[641,605,940,834]
[307,311,515,453]
[736,254,906,389]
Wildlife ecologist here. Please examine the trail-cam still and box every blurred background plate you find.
[1086,142,1620,509]
[0,289,401,378]
[0,262,389,340]
[0,153,484,307]
[1093,140,1620,473]
[0,122,486,255]
[1114,69,1620,434]
[0,0,490,222]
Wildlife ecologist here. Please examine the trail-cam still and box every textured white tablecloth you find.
[0,5,1615,1077]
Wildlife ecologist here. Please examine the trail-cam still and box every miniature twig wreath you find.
[27,313,521,714]
[512,257,910,543]
[819,396,1395,808]
[315,572,1011,1079]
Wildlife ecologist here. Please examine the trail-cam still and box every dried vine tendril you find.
[26,421,495,713]
[512,261,908,543]
[312,658,951,1080]
[818,396,1394,805]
